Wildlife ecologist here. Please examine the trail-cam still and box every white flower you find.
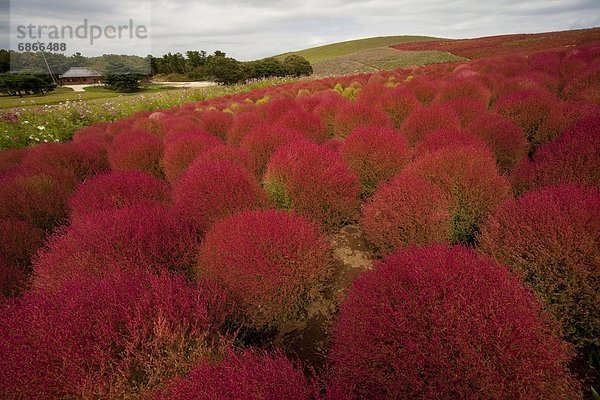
[37,125,46,130]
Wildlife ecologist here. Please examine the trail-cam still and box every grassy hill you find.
[276,35,442,64]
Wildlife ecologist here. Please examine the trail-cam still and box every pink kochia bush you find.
[107,131,164,178]
[340,126,411,196]
[264,140,360,229]
[0,268,232,399]
[511,115,600,194]
[157,349,316,400]
[67,171,171,220]
[361,174,452,255]
[327,245,580,400]
[403,144,510,243]
[173,159,266,233]
[162,130,222,183]
[477,184,600,346]
[196,209,332,330]
[33,204,199,291]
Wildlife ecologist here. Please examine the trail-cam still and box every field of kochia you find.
[0,29,598,399]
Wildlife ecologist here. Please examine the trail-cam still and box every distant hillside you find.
[276,35,442,64]
[390,27,600,59]
[311,47,464,76]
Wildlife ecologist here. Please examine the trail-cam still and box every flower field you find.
[0,37,599,399]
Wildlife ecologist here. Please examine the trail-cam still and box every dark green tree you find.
[206,56,242,85]
[282,55,313,77]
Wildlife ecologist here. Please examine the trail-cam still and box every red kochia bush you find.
[493,88,559,149]
[21,141,109,181]
[0,268,231,399]
[478,184,600,345]
[0,218,45,268]
[278,108,329,143]
[333,101,392,138]
[443,98,488,127]
[157,349,316,400]
[194,144,259,178]
[162,130,222,183]
[240,124,305,178]
[413,129,489,159]
[340,126,411,196]
[0,255,27,299]
[467,113,529,173]
[197,109,233,140]
[107,131,164,178]
[327,245,580,400]
[361,174,451,255]
[380,85,419,129]
[403,145,510,243]
[511,115,600,193]
[0,166,78,232]
[33,204,198,291]
[399,104,461,145]
[196,209,332,329]
[67,171,171,220]
[264,141,360,229]
[173,159,266,233]
[226,111,264,145]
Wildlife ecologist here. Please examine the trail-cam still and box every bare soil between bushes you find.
[273,224,374,370]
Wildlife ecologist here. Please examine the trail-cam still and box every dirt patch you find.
[273,224,374,370]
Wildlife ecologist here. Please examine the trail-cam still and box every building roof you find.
[59,67,103,78]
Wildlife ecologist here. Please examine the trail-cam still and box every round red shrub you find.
[0,148,26,175]
[413,129,489,159]
[340,126,411,196]
[403,145,510,243]
[162,130,222,183]
[0,218,45,268]
[405,77,440,104]
[467,113,529,173]
[278,108,329,143]
[173,159,266,233]
[33,204,199,291]
[477,184,599,345]
[332,101,392,139]
[108,131,164,178]
[399,104,461,146]
[196,209,332,329]
[0,166,78,232]
[493,88,559,149]
[380,86,419,129]
[265,140,360,229]
[435,77,491,104]
[240,124,305,178]
[0,268,231,399]
[197,109,233,140]
[21,141,108,181]
[314,92,348,137]
[442,98,488,127]
[511,114,600,193]
[327,245,580,400]
[0,255,28,300]
[157,349,315,400]
[67,171,171,220]
[226,111,264,145]
[361,174,451,255]
[195,144,259,177]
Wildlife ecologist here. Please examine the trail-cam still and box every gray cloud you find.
[2,0,599,59]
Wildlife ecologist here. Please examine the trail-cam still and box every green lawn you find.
[276,35,444,64]
[0,85,179,110]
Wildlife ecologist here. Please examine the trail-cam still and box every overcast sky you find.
[2,0,599,60]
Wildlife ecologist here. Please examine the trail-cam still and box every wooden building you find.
[59,67,104,85]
